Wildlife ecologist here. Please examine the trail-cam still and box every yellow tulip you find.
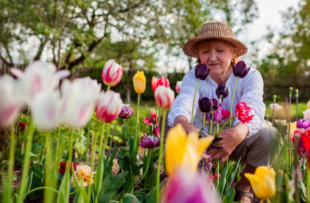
[133,71,146,94]
[244,166,276,200]
[287,121,297,139]
[165,124,214,176]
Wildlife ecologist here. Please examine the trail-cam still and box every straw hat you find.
[183,21,248,58]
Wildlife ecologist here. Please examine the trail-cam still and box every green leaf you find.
[122,193,140,203]
[224,158,240,196]
[31,142,42,154]
[218,162,231,197]
[223,187,235,203]
[94,145,106,198]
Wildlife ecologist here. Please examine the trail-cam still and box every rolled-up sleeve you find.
[167,68,200,126]
[232,69,266,137]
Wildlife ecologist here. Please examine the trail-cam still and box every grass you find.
[265,101,308,121]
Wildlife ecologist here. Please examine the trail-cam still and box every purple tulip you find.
[216,82,229,100]
[297,118,310,129]
[119,104,134,119]
[139,134,160,149]
[153,126,160,136]
[211,98,220,111]
[198,97,213,113]
[198,152,212,172]
[195,63,210,80]
[205,104,231,123]
[233,61,250,78]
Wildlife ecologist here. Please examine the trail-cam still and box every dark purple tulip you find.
[195,63,210,80]
[233,61,250,78]
[211,98,219,111]
[198,97,213,113]
[216,82,229,100]
[139,134,160,148]
[297,118,310,129]
[119,104,134,119]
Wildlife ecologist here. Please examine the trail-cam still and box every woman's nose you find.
[209,51,217,61]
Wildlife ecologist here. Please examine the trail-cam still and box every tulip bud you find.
[151,77,159,91]
[175,81,182,94]
[233,61,250,78]
[96,91,123,123]
[270,103,283,111]
[211,98,219,111]
[198,97,213,113]
[154,86,175,110]
[119,104,134,119]
[101,59,123,87]
[156,77,170,89]
[216,82,229,100]
[195,63,210,80]
[133,71,146,94]
[275,119,287,126]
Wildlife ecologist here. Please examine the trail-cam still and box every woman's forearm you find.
[173,115,200,134]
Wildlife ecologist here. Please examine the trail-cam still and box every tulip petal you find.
[198,136,214,155]
[183,133,200,173]
[165,124,187,176]
[244,173,265,198]
[263,168,276,198]
[10,68,25,78]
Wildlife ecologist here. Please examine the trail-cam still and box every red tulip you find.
[156,77,170,89]
[175,81,182,94]
[154,86,175,110]
[235,102,254,124]
[153,125,160,136]
[58,161,79,176]
[151,77,159,91]
[96,91,123,123]
[143,108,158,125]
[101,59,123,86]
[291,128,310,159]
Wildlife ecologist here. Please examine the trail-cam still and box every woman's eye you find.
[203,51,209,53]
[217,50,223,52]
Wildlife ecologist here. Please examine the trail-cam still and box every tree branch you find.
[119,1,145,13]
[4,45,13,65]
[34,36,48,60]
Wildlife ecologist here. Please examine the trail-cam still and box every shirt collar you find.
[207,70,234,87]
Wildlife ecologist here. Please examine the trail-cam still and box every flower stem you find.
[134,149,152,188]
[288,87,292,172]
[108,119,118,159]
[208,112,214,135]
[5,126,15,202]
[66,130,74,201]
[44,132,53,203]
[272,95,276,126]
[191,79,200,125]
[17,121,34,203]
[307,164,310,203]
[294,89,300,203]
[88,123,97,203]
[99,124,105,158]
[134,94,141,157]
[229,77,239,128]
[156,110,166,202]
[202,113,206,131]
[107,86,111,91]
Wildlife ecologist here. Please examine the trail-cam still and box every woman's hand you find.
[173,115,200,134]
[208,123,249,165]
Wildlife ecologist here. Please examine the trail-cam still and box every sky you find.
[158,0,300,73]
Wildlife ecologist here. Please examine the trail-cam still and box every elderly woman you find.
[167,22,281,202]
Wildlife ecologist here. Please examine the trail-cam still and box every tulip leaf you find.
[223,187,235,203]
[225,158,240,196]
[94,145,106,198]
[146,178,168,203]
[122,193,140,203]
[218,162,231,197]
[31,142,42,154]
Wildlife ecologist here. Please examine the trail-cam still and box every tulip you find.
[96,91,123,123]
[139,134,160,148]
[269,103,283,111]
[10,61,70,102]
[275,119,287,126]
[290,128,310,159]
[18,122,26,133]
[221,109,231,121]
[211,98,219,111]
[154,86,175,110]
[175,81,182,94]
[233,60,250,78]
[297,118,310,129]
[235,102,254,124]
[164,169,218,203]
[58,161,79,176]
[0,75,26,128]
[156,77,170,89]
[198,97,213,113]
[59,77,100,128]
[101,59,123,87]
[119,104,134,119]
[151,77,159,91]
[304,109,310,119]
[153,125,160,136]
[29,91,60,130]
[198,152,212,172]
[216,82,229,100]
[195,63,210,80]
[205,105,231,123]
[143,108,158,125]
[72,165,94,187]
[307,100,310,109]
[133,71,146,94]
[245,166,276,200]
[165,124,214,176]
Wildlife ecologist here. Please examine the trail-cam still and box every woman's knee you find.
[256,126,281,148]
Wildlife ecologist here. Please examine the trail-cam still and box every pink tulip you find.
[154,86,175,110]
[153,125,160,136]
[119,104,134,119]
[0,75,25,128]
[175,81,182,94]
[151,77,159,91]
[59,77,100,128]
[101,59,123,87]
[269,103,283,111]
[96,91,123,123]
[156,77,170,89]
[10,61,70,102]
[143,108,158,125]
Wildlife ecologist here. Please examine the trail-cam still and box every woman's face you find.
[198,40,234,76]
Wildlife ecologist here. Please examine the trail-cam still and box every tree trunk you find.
[126,89,131,104]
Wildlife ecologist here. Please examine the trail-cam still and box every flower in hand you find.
[195,63,210,80]
[216,82,229,100]
[235,102,254,123]
[198,97,213,114]
[233,61,250,78]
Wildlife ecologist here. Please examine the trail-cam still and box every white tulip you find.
[275,119,287,126]
[154,86,175,110]
[0,75,26,128]
[30,91,60,130]
[303,109,310,119]
[270,103,283,111]
[101,59,123,86]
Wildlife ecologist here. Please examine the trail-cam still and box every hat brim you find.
[183,36,248,58]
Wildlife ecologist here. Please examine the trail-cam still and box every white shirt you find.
[168,63,267,137]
